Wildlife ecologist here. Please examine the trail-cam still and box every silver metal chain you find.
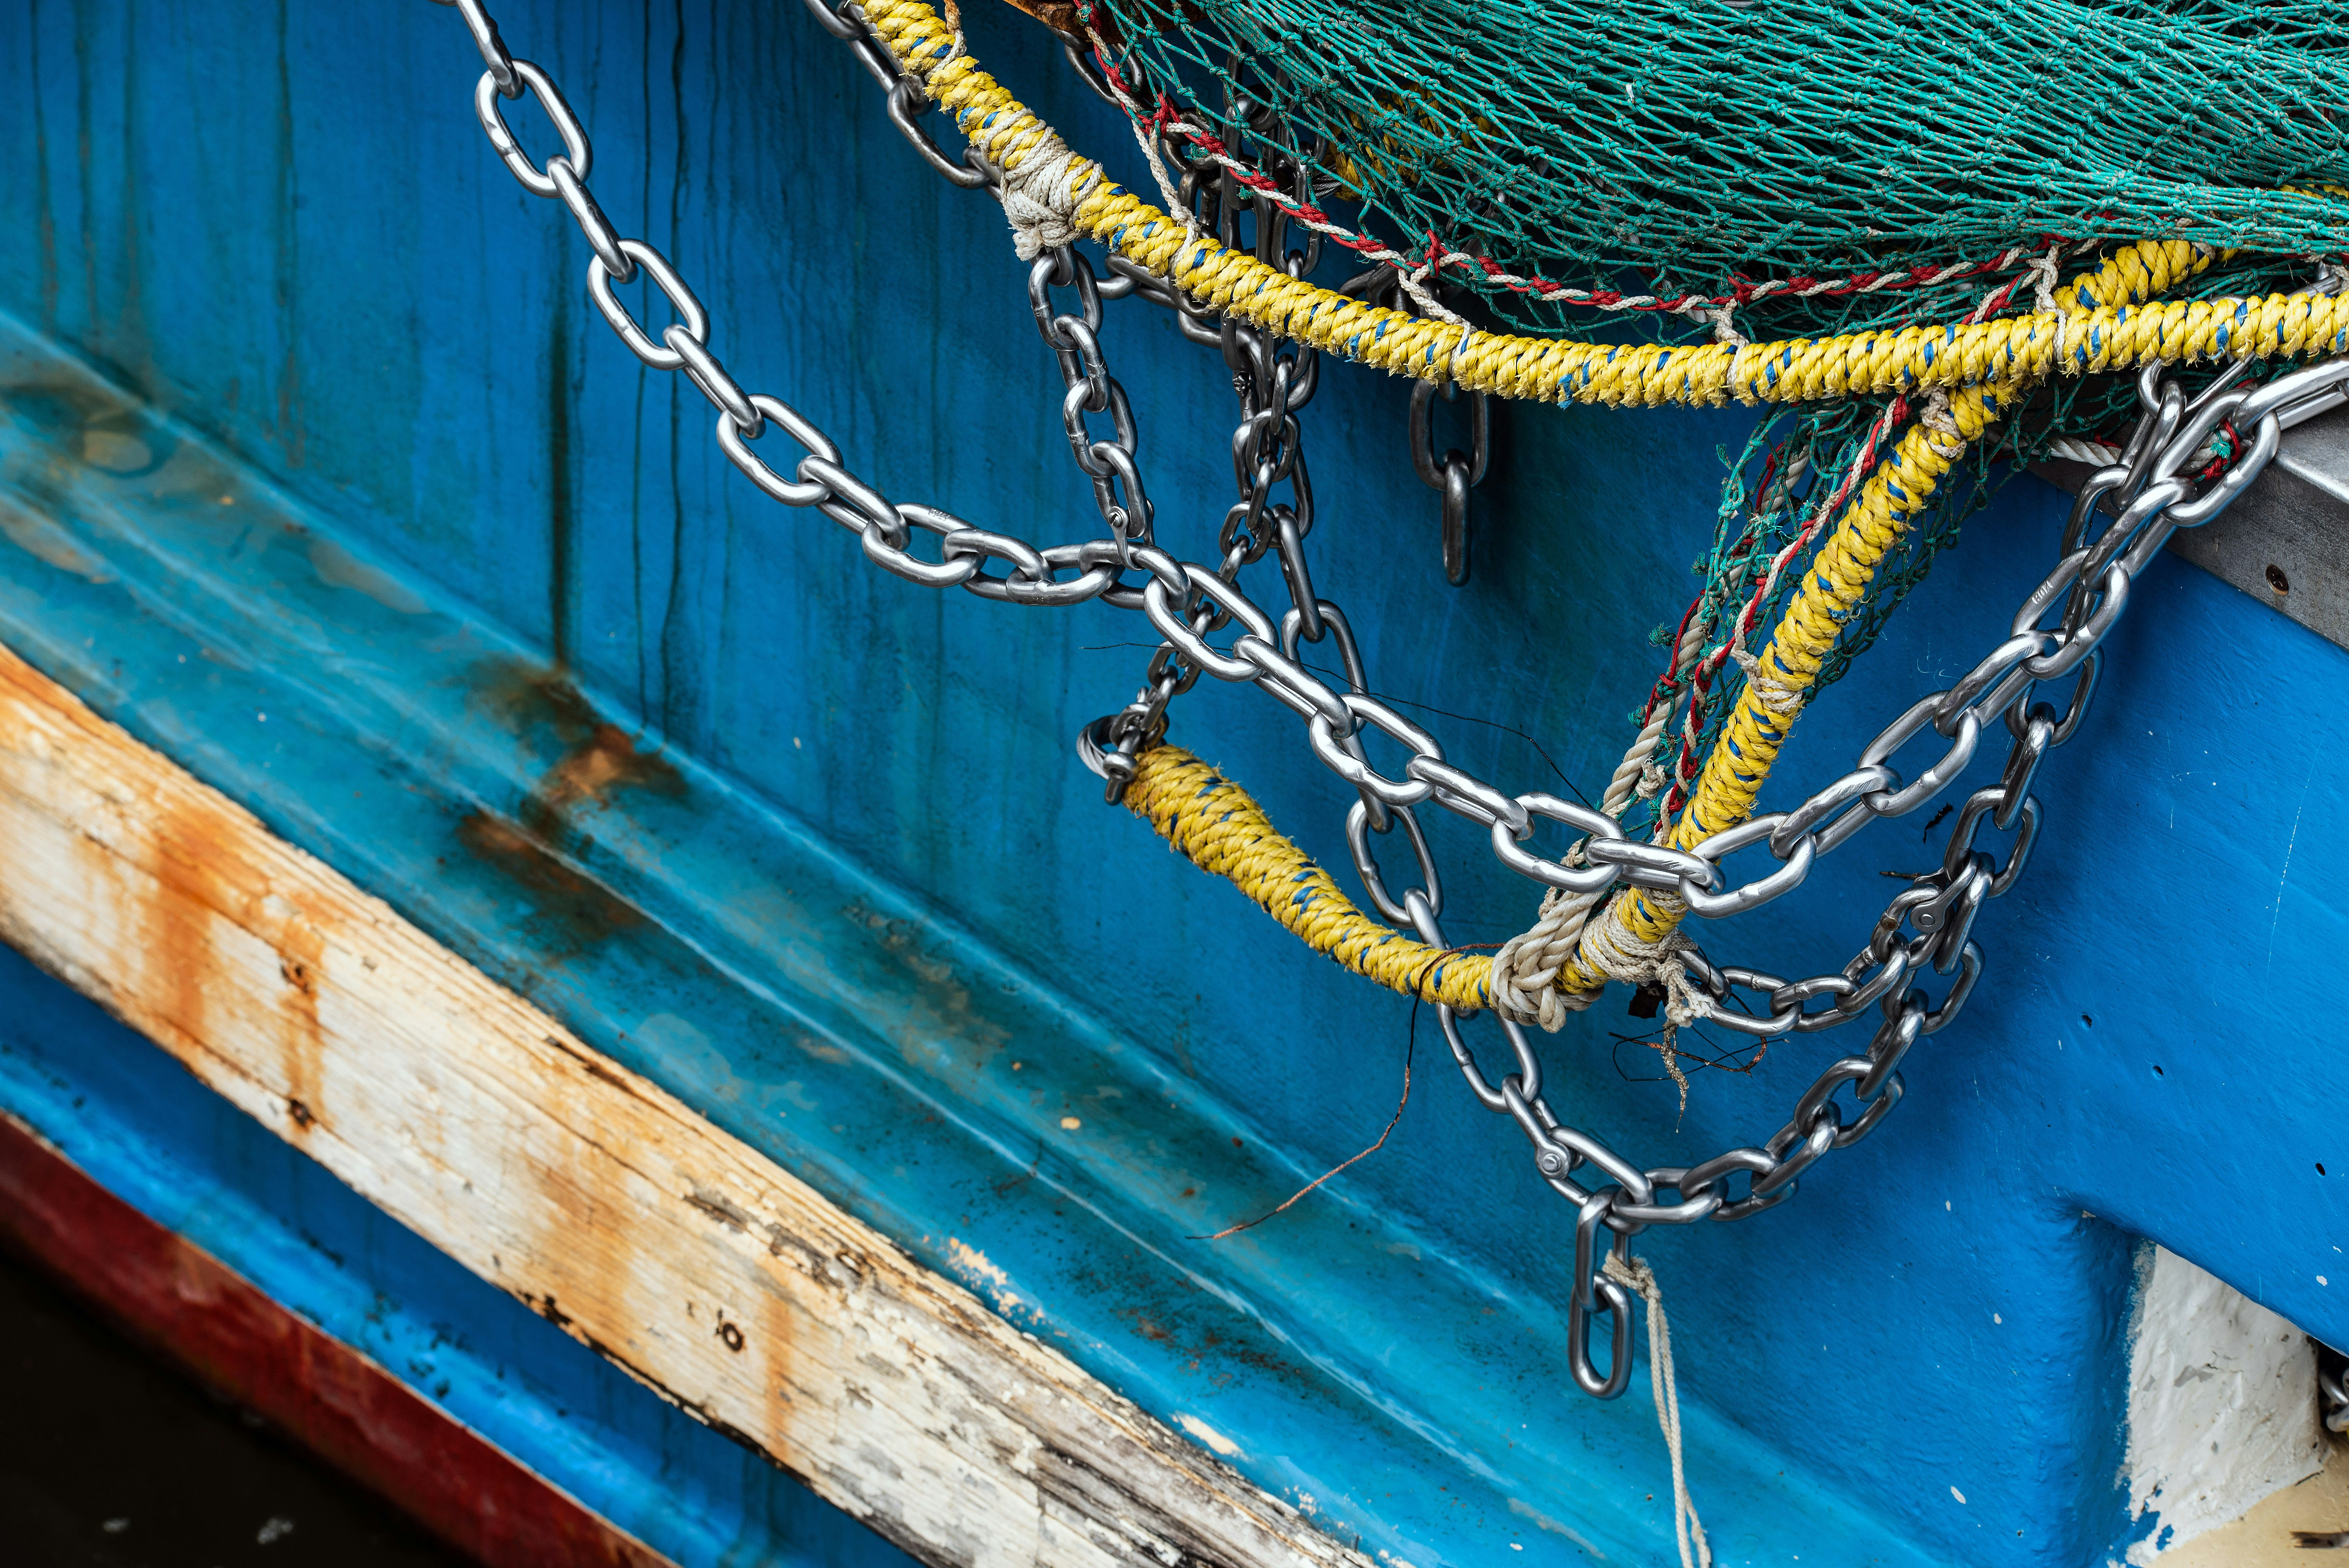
[1073,113,1335,795]
[429,0,2349,1397]
[1410,377,1490,586]
[1309,257,1493,585]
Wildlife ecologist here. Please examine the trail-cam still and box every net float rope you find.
[1109,238,2214,1024]
[862,0,2346,409]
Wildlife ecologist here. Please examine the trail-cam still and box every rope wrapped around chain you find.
[1503,242,2217,1019]
[1117,235,2216,1028]
[1494,243,2208,1026]
[856,0,2306,1019]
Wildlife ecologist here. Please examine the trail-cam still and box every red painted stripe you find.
[0,1109,672,1568]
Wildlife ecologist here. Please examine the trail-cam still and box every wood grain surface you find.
[0,639,1364,1568]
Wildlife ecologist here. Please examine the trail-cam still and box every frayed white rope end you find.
[1574,907,1713,1031]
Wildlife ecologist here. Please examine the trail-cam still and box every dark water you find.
[0,1244,467,1567]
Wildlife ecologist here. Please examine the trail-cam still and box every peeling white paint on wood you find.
[2125,1244,2322,1561]
[0,642,1368,1568]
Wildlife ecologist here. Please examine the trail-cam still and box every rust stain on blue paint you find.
[456,659,685,955]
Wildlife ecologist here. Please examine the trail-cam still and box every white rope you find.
[1488,884,1605,1030]
[1917,385,1966,462]
[1000,130,1102,260]
[2044,435,2124,465]
[1575,905,1711,1025]
[2027,240,2068,370]
[1604,1254,1713,1568]
[1572,907,1711,1111]
[1487,359,1891,1033]
[1490,609,1705,1032]
[936,0,966,65]
[1076,12,1196,238]
[1728,645,1805,716]
[1397,258,1469,329]
[1488,685,1686,1031]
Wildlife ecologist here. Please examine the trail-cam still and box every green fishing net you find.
[1099,0,2349,338]
[1077,0,2344,794]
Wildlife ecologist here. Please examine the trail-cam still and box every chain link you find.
[1408,358,1490,586]
[431,0,2348,1399]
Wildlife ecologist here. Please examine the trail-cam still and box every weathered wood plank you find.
[0,1105,677,1568]
[0,639,1364,1568]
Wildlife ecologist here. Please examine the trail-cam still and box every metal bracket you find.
[2033,402,2349,653]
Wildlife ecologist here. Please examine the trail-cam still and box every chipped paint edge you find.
[0,1103,675,1568]
[0,636,1370,1568]
[2123,1243,2324,1561]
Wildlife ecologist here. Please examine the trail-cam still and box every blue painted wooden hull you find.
[2,1,2342,1563]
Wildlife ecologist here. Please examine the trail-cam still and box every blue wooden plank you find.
[2,0,2344,1562]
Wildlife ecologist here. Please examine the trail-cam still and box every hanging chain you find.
[429,0,2349,1397]
[1075,106,1330,796]
[1409,378,1490,586]
[1339,262,1494,585]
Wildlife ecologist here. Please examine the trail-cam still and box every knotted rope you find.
[999,129,1101,259]
[1488,239,2213,1024]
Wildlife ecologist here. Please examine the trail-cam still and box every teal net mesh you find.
[1097,0,2349,338]
[1075,0,2343,794]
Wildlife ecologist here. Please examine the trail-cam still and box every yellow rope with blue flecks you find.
[857,0,2332,1010]
[863,0,2344,409]
[1122,745,1498,1011]
[1119,240,2221,1013]
[1546,239,2218,1000]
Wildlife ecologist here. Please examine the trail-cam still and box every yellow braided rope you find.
[1123,745,1496,1011]
[1546,239,2215,996]
[1098,246,2210,1013]
[847,3,2317,1005]
[861,0,2344,407]
[1103,246,2214,1013]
